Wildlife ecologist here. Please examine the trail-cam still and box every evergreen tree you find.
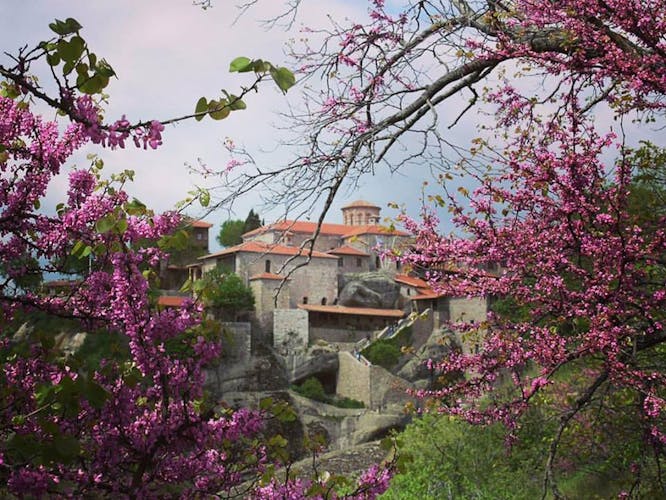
[243,209,262,233]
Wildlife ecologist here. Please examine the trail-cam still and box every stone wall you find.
[219,322,252,362]
[236,252,339,309]
[336,351,371,406]
[310,326,375,344]
[448,296,488,324]
[273,309,309,355]
[336,352,413,410]
[251,279,291,337]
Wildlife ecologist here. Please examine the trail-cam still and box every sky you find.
[4,1,660,255]
[2,0,462,253]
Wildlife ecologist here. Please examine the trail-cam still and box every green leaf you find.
[252,59,271,73]
[95,58,116,78]
[229,56,252,73]
[57,36,85,62]
[270,67,296,93]
[116,218,128,234]
[79,73,108,95]
[259,397,274,411]
[208,99,230,120]
[95,215,115,234]
[53,434,81,463]
[62,60,75,76]
[71,240,86,257]
[46,52,61,66]
[194,97,208,121]
[179,278,193,293]
[125,198,147,216]
[199,189,210,207]
[85,380,109,410]
[228,95,247,110]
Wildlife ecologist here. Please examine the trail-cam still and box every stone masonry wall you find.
[448,296,488,324]
[236,252,339,309]
[336,351,371,406]
[310,327,374,344]
[274,309,309,355]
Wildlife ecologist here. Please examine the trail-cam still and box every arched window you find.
[321,297,327,305]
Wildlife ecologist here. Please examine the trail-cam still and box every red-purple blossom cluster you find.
[1,90,393,496]
[73,95,164,149]
[398,92,666,479]
[0,94,274,496]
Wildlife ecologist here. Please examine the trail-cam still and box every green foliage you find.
[362,340,400,369]
[293,377,326,402]
[382,414,544,500]
[75,330,129,370]
[217,219,245,247]
[243,208,262,233]
[0,255,43,291]
[194,57,295,122]
[216,210,262,248]
[292,377,365,408]
[362,327,412,369]
[200,265,254,320]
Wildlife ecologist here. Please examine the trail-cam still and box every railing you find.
[352,308,431,363]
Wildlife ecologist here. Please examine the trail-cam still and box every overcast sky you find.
[3,1,460,252]
[6,2,658,254]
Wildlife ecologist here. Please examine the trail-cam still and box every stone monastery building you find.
[192,200,412,333]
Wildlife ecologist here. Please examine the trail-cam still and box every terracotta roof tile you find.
[394,274,429,288]
[157,296,188,307]
[242,220,351,238]
[199,241,339,260]
[326,245,369,256]
[190,220,213,228]
[297,304,405,318]
[341,224,410,238]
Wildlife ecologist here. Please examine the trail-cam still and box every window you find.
[321,297,327,305]
[356,257,362,267]
[265,260,271,273]
[375,256,381,268]
[338,257,344,267]
[303,296,308,304]
[196,232,203,240]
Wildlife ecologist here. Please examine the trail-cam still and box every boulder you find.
[397,329,452,382]
[288,351,339,385]
[339,272,400,309]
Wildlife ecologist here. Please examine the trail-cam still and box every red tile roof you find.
[341,225,409,238]
[249,272,287,281]
[298,304,405,318]
[411,290,443,300]
[394,274,445,300]
[189,219,213,228]
[157,295,188,307]
[326,245,369,256]
[242,220,410,240]
[243,220,351,238]
[200,241,339,260]
[394,274,429,288]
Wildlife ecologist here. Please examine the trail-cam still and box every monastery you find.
[181,200,488,351]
